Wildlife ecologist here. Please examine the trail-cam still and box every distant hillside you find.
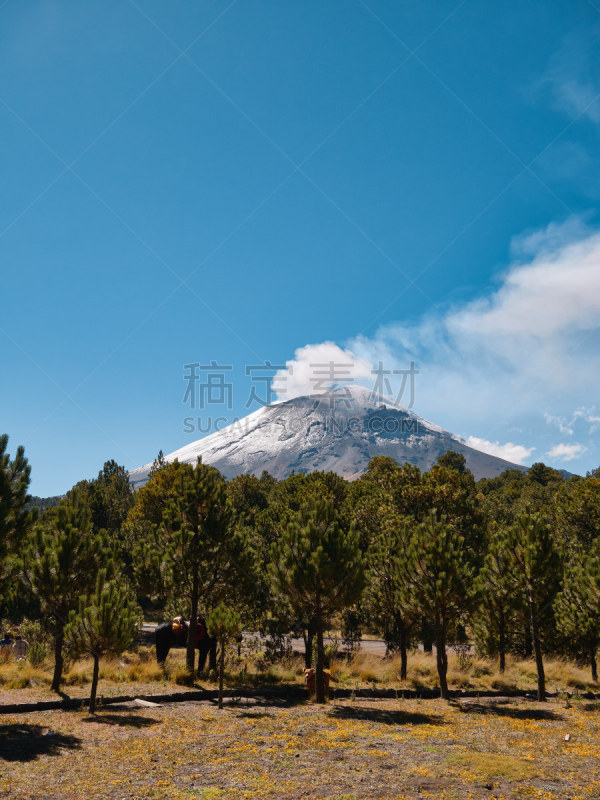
[26,495,62,512]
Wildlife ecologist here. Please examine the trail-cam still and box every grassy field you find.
[1,694,599,799]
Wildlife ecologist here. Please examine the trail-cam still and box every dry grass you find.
[330,649,599,694]
[0,644,596,704]
[0,662,51,690]
[1,696,598,799]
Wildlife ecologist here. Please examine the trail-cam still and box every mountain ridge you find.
[129,385,527,487]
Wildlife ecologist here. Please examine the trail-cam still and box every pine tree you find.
[149,450,167,477]
[405,511,473,699]
[65,570,139,713]
[473,524,524,673]
[161,459,234,674]
[21,503,108,691]
[497,512,561,701]
[555,549,600,681]
[0,434,34,603]
[269,498,365,703]
[367,511,415,679]
[124,460,187,604]
[207,604,242,708]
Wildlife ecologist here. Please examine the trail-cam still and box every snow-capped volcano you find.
[130,385,525,487]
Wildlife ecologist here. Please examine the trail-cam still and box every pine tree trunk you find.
[499,613,506,674]
[399,621,408,681]
[187,570,199,674]
[591,648,598,683]
[524,623,533,658]
[435,618,449,700]
[422,618,434,653]
[218,639,225,709]
[529,598,546,702]
[315,611,326,704]
[51,628,64,693]
[304,620,314,669]
[89,653,100,714]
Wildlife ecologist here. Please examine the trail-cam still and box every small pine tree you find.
[269,499,365,703]
[207,604,242,709]
[21,503,108,692]
[405,511,473,699]
[149,450,167,477]
[65,570,140,713]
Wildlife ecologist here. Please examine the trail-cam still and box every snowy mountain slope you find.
[129,385,526,488]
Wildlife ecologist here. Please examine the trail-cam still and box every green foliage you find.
[0,434,34,606]
[67,460,133,535]
[555,476,600,554]
[495,512,562,699]
[65,569,140,712]
[270,498,365,623]
[207,604,242,708]
[21,501,110,691]
[555,547,600,679]
[366,510,415,674]
[207,604,242,643]
[405,511,474,697]
[435,450,467,474]
[270,498,364,701]
[161,459,235,671]
[472,524,525,668]
[2,422,599,702]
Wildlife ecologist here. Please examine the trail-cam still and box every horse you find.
[155,620,217,673]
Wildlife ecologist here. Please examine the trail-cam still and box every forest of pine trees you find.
[2,432,600,703]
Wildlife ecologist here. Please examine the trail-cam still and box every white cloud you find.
[546,443,586,462]
[280,221,600,472]
[274,341,373,400]
[544,412,575,435]
[538,31,600,124]
[545,408,600,435]
[465,436,534,465]
[588,415,600,433]
[349,220,600,428]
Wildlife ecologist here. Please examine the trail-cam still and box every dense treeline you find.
[2,432,600,703]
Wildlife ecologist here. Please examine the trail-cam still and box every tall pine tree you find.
[555,549,600,681]
[0,434,34,606]
[497,512,561,701]
[270,498,365,702]
[405,511,473,699]
[161,460,234,674]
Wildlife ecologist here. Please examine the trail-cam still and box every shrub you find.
[27,642,47,667]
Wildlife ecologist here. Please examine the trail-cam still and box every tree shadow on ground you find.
[235,711,272,719]
[213,694,306,710]
[82,713,160,727]
[581,702,600,712]
[329,705,444,726]
[0,723,80,762]
[453,702,561,721]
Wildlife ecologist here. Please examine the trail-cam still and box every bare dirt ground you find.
[1,695,598,800]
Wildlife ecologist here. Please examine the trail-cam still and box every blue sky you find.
[2,0,600,495]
